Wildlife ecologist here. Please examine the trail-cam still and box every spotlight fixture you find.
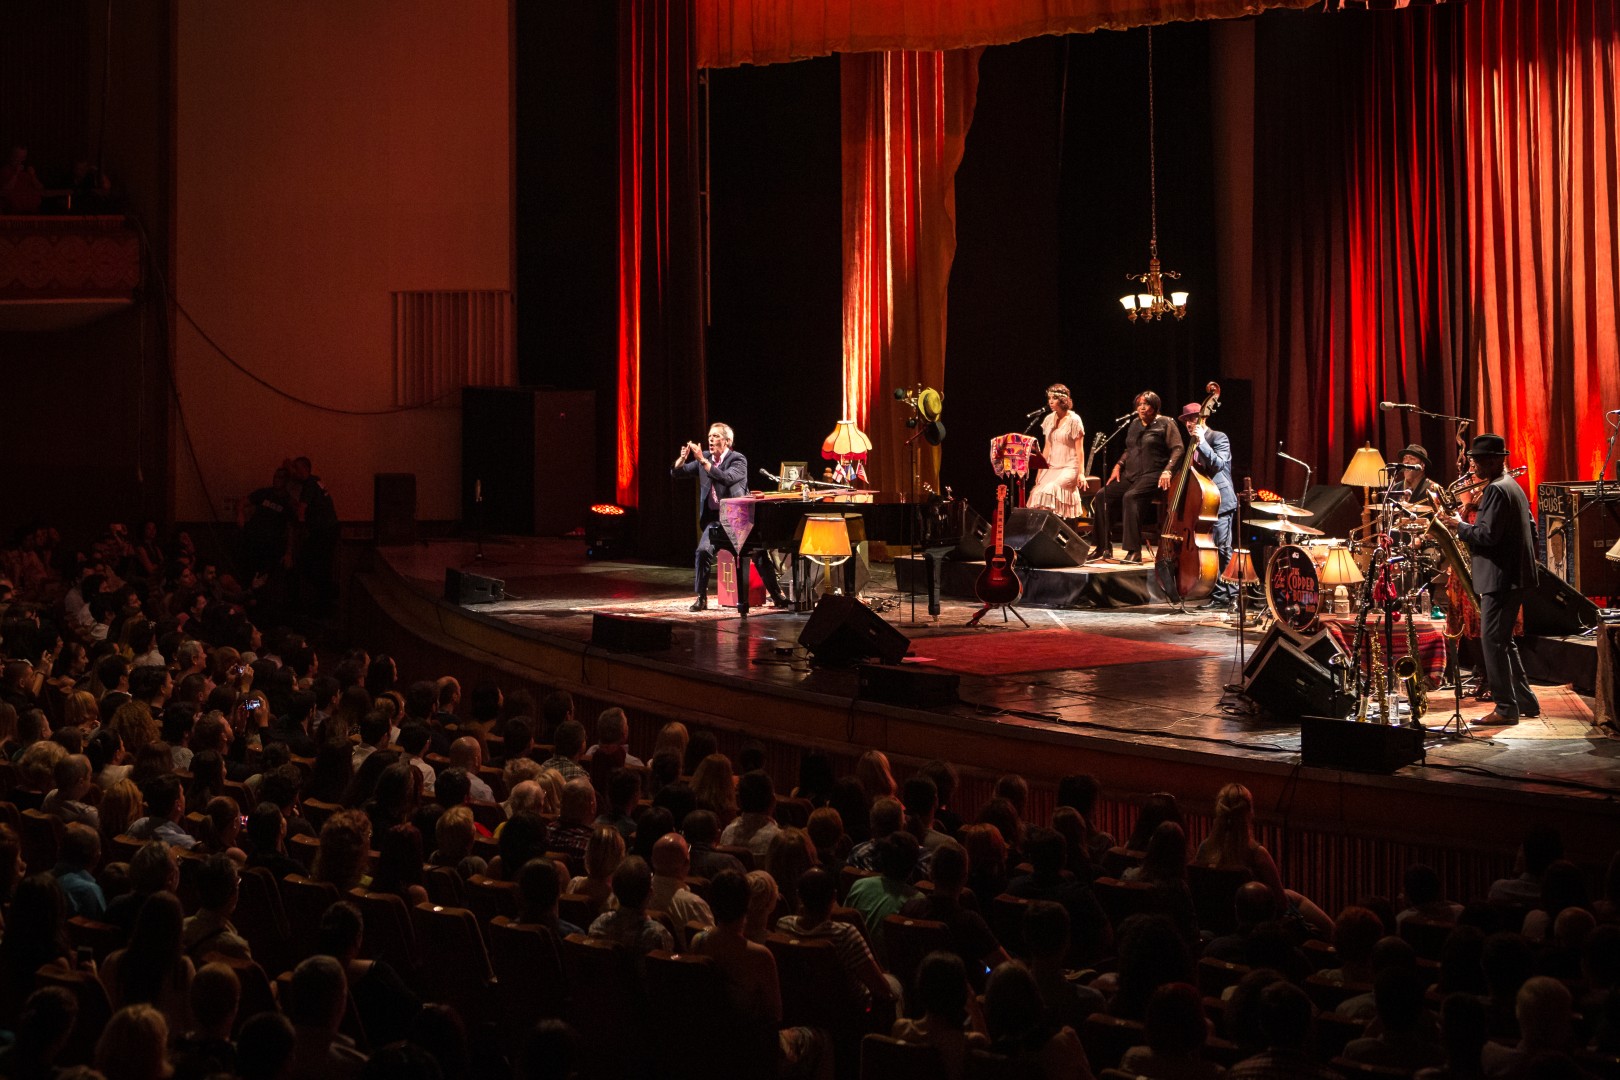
[585,503,634,559]
[1119,29,1189,324]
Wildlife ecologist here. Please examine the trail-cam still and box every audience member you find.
[982,961,1092,1079]
[94,1003,173,1080]
[586,857,673,954]
[170,961,241,1080]
[1119,981,1224,1080]
[685,808,745,879]
[315,901,421,1049]
[846,832,923,950]
[566,825,626,913]
[720,769,780,858]
[284,954,368,1078]
[646,832,714,946]
[891,951,989,1080]
[181,854,253,962]
[103,891,195,1035]
[52,821,107,918]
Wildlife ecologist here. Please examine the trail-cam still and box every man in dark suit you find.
[1180,402,1239,609]
[672,422,786,612]
[1441,433,1539,724]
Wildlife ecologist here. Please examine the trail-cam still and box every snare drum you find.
[1265,544,1323,632]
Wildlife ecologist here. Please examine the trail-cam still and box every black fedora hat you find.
[1467,433,1509,458]
[1395,443,1429,468]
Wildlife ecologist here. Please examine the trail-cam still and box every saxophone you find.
[1370,617,1389,724]
[1394,588,1428,722]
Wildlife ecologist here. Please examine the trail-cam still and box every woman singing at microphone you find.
[1027,384,1086,519]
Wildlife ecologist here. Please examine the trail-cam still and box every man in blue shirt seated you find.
[52,822,106,919]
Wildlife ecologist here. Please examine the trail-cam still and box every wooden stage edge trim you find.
[352,564,1617,866]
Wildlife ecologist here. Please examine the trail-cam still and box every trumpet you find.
[1441,465,1527,508]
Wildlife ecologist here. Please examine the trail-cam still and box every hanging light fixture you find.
[1120,29,1189,324]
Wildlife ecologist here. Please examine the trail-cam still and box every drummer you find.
[1391,443,1447,511]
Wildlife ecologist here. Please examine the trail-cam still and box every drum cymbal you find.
[1245,518,1326,536]
[1390,501,1436,516]
[1249,501,1315,518]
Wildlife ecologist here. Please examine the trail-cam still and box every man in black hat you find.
[1440,434,1539,724]
[1392,444,1446,509]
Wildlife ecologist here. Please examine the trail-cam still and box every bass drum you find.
[1266,544,1323,632]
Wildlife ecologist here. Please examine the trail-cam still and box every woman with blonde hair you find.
[652,721,689,765]
[312,809,373,892]
[100,778,145,844]
[566,824,626,913]
[855,750,897,803]
[690,753,738,826]
[531,767,566,815]
[62,691,101,733]
[1194,782,1333,934]
[94,1003,172,1080]
[745,869,780,941]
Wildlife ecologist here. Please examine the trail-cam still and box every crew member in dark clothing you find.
[1089,391,1185,563]
[289,456,339,615]
[240,469,294,577]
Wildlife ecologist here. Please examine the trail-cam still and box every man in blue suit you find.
[1441,433,1540,724]
[672,422,786,612]
[1179,402,1239,609]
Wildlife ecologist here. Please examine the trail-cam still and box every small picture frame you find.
[778,462,807,491]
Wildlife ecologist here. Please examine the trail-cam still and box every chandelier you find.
[1120,29,1189,323]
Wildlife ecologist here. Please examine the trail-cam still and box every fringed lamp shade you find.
[821,420,872,485]
[1221,548,1259,585]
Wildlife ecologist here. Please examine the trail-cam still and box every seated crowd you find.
[0,534,1618,1080]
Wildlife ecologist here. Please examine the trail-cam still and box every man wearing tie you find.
[1179,402,1239,610]
[673,422,786,612]
[1440,433,1540,725]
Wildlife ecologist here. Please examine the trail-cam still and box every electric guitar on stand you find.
[1079,431,1108,513]
[970,484,1028,626]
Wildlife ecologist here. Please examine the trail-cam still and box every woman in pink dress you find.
[1028,384,1086,519]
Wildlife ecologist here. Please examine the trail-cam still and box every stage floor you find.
[375,537,1619,806]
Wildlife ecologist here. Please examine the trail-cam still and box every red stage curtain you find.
[696,0,1317,68]
[1250,10,1470,491]
[1250,0,1618,500]
[617,0,708,541]
[841,49,980,496]
[1462,0,1620,493]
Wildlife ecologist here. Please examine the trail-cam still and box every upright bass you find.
[1154,381,1223,604]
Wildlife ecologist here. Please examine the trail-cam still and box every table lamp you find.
[1341,443,1388,536]
[799,515,853,598]
[821,420,872,486]
[1317,546,1365,616]
[1221,548,1261,665]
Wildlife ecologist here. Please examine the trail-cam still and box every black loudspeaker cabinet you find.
[1241,623,1348,687]
[1241,631,1354,721]
[1300,715,1425,773]
[1521,561,1603,636]
[444,568,505,605]
[1004,508,1090,568]
[590,614,674,653]
[1536,481,1620,604]
[798,595,911,666]
[462,387,596,537]
[857,663,960,707]
[373,473,417,546]
[938,504,989,562]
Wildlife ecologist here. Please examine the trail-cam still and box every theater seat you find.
[1185,863,1251,937]
[234,866,292,976]
[1091,876,1155,928]
[280,874,341,961]
[487,917,566,1031]
[881,914,952,996]
[349,887,420,976]
[412,902,496,1017]
[34,966,112,1065]
[647,950,772,1078]
[463,874,521,923]
[561,933,649,1077]
[1079,1013,1147,1072]
[198,952,278,1035]
[19,808,62,870]
[860,1033,947,1080]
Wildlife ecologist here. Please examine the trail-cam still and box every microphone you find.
[1113,412,1135,423]
[1276,443,1309,469]
[1607,408,1620,416]
[757,468,778,481]
[1380,401,1417,411]
[1025,407,1048,419]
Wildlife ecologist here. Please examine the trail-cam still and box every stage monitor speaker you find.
[590,613,674,653]
[1005,508,1089,568]
[1242,623,1348,687]
[1241,633,1353,721]
[444,568,504,605]
[798,595,911,666]
[857,663,959,708]
[373,473,417,546]
[462,387,596,537]
[1521,561,1602,636]
[1300,715,1425,773]
[938,505,989,562]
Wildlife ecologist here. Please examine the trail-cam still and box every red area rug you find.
[907,628,1212,675]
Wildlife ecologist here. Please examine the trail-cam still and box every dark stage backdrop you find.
[704,28,1224,532]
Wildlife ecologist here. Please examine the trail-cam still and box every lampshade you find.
[1170,291,1189,308]
[1318,546,1365,586]
[799,515,852,559]
[1220,548,1259,584]
[1137,293,1154,310]
[1340,444,1387,487]
[821,420,872,460]
[1608,537,1620,562]
[1119,295,1138,311]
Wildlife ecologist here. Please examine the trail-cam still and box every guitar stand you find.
[967,603,1029,628]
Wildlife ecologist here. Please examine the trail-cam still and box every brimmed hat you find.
[1178,402,1204,421]
[1467,433,1509,458]
[1396,444,1429,468]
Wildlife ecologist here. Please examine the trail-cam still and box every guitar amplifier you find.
[1536,482,1620,605]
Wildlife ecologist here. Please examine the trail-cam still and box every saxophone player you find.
[1438,434,1540,725]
